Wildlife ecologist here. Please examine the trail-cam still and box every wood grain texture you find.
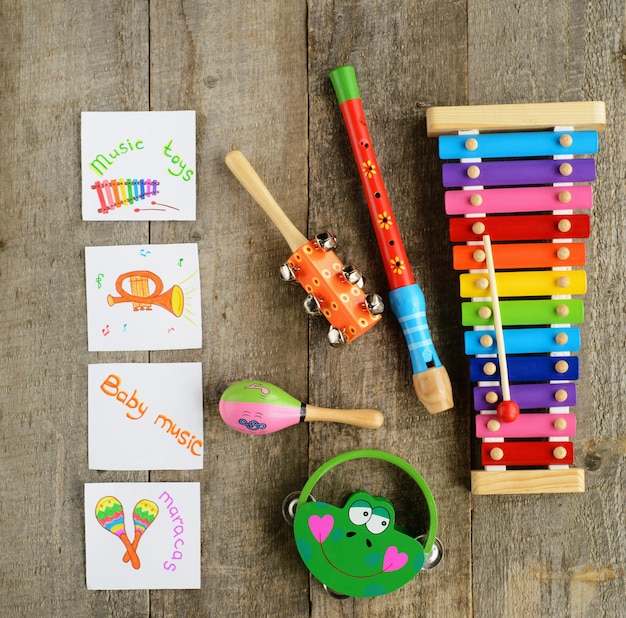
[1,1,151,616]
[0,0,624,616]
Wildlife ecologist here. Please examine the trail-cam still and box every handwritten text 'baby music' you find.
[100,373,202,456]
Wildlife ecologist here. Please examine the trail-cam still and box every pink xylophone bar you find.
[91,179,159,214]
[427,101,606,495]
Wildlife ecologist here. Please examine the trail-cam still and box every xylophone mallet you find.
[330,65,453,414]
[482,234,520,423]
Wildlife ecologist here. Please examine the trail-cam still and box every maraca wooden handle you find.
[225,150,307,253]
[304,404,384,429]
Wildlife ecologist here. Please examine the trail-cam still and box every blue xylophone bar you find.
[438,130,598,160]
[464,327,580,356]
[470,355,579,383]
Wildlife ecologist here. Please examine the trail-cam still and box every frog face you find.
[293,491,425,597]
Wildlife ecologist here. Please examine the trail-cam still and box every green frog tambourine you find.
[284,450,442,598]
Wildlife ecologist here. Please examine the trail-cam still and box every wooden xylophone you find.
[91,178,160,214]
[426,102,606,495]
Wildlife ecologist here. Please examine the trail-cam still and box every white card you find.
[86,483,201,590]
[85,243,202,351]
[81,111,196,221]
[88,363,203,470]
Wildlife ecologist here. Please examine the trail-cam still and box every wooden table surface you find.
[2,1,625,616]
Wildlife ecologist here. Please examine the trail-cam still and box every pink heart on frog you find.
[383,545,409,572]
[308,514,334,543]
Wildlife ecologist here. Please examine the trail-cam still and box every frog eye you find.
[365,506,391,534]
[348,499,372,525]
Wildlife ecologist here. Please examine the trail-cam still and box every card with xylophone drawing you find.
[88,362,203,470]
[426,101,606,495]
[81,111,196,220]
[85,482,201,590]
[85,243,202,351]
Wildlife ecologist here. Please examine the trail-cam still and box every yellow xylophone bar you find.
[426,101,606,136]
[460,270,586,299]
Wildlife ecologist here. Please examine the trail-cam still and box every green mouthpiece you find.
[329,65,360,104]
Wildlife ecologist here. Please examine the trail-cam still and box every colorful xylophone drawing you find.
[426,101,606,495]
[91,178,160,214]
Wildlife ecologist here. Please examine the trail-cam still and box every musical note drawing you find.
[238,418,268,431]
[102,324,110,336]
[139,249,151,257]
[168,327,175,334]
[245,383,271,396]
[122,324,127,333]
[96,273,105,289]
[95,496,158,570]
[178,258,184,267]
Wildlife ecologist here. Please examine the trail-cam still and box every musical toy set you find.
[426,100,606,495]
[81,68,605,597]
[224,101,446,595]
[218,66,606,596]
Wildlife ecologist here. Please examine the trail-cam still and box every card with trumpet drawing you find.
[85,243,202,351]
[85,482,201,590]
[81,110,196,221]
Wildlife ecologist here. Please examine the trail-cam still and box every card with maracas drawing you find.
[85,483,200,590]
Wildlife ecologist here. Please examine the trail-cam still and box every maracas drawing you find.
[95,496,140,569]
[122,499,159,564]
[219,380,384,435]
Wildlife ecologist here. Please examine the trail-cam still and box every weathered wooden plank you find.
[468,1,626,617]
[0,1,151,616]
[2,1,624,616]
[147,2,310,616]
[307,1,470,615]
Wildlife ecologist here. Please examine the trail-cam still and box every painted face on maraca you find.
[294,491,425,597]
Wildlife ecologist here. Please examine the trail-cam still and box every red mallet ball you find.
[496,400,520,423]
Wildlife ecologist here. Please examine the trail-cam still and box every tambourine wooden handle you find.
[304,405,384,429]
[225,150,307,252]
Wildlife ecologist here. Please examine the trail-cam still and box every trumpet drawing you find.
[107,270,184,317]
